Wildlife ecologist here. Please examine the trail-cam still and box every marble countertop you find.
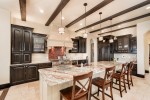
[39,61,123,86]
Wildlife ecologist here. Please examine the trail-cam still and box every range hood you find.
[47,39,73,48]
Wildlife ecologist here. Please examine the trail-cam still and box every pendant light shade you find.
[58,0,64,34]
[109,38,113,43]
[103,40,105,42]
[83,3,88,38]
[58,27,64,34]
[99,36,103,41]
[114,36,117,40]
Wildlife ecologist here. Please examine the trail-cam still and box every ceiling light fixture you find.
[98,12,103,41]
[92,27,94,29]
[58,0,64,34]
[83,3,88,38]
[109,19,114,43]
[146,6,150,9]
[80,23,83,26]
[39,9,44,13]
[62,16,65,20]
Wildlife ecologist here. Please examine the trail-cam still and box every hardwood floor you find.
[3,73,150,100]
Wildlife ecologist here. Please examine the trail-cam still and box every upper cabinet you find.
[11,24,33,64]
[32,33,47,53]
[130,37,137,54]
[117,35,131,53]
[69,37,86,53]
[114,35,137,53]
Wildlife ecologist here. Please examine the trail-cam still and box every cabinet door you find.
[11,26,23,52]
[23,29,32,52]
[11,53,22,64]
[26,65,38,81]
[22,53,31,63]
[10,66,25,85]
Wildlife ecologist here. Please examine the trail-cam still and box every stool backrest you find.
[104,66,115,85]
[127,62,134,75]
[120,63,128,77]
[72,71,93,100]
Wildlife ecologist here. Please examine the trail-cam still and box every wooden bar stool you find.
[91,66,115,100]
[60,71,93,100]
[113,63,128,97]
[116,62,134,89]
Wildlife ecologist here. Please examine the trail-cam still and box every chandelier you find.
[109,19,114,43]
[98,12,103,41]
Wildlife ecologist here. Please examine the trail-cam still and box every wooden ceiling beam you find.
[45,0,70,26]
[90,13,150,33]
[65,0,114,28]
[98,25,136,35]
[19,0,26,21]
[75,0,150,32]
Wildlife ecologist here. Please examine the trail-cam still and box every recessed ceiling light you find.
[62,16,65,20]
[92,27,94,29]
[101,30,104,32]
[118,25,121,28]
[80,23,83,26]
[40,9,44,13]
[146,6,150,10]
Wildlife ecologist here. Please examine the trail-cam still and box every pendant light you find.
[83,3,88,38]
[58,0,64,34]
[109,19,114,43]
[98,12,103,41]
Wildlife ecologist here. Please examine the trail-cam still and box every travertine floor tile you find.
[4,73,150,100]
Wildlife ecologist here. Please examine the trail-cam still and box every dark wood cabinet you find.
[79,38,86,53]
[10,65,26,85]
[11,24,33,64]
[26,65,38,81]
[69,37,86,53]
[71,39,79,53]
[10,64,38,85]
[10,62,52,85]
[32,33,47,53]
[117,35,131,53]
[130,37,137,53]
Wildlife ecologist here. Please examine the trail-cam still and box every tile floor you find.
[3,73,150,100]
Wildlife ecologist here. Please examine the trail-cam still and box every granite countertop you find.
[38,64,105,86]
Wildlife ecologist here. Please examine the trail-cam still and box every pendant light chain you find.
[84,3,87,34]
[61,9,62,27]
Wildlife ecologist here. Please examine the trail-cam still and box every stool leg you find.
[102,87,105,100]
[130,74,133,86]
[119,79,122,97]
[123,76,127,93]
[127,74,130,89]
[110,83,113,100]
[60,94,62,100]
[97,87,99,96]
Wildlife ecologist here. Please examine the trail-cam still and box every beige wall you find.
[0,8,10,85]
[137,20,150,75]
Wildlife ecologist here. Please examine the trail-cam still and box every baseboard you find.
[145,70,149,73]
[136,74,145,78]
[0,83,10,90]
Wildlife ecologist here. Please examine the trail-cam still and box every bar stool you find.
[91,66,115,100]
[60,71,93,100]
[113,63,128,97]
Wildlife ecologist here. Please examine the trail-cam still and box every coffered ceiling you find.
[0,0,150,35]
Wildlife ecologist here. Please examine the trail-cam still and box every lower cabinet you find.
[10,62,52,85]
[10,65,26,85]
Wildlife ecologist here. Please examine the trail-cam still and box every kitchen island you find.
[39,61,122,100]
